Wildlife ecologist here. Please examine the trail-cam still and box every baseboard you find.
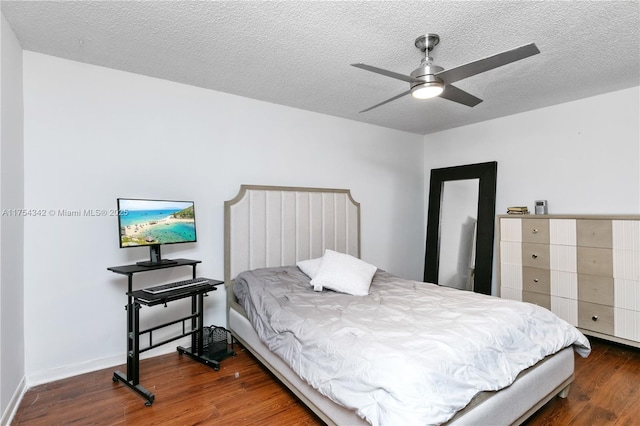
[4,337,189,424]
[26,338,187,387]
[26,353,125,388]
[0,376,26,426]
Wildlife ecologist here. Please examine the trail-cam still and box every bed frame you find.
[224,185,574,425]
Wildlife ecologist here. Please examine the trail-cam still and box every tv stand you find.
[136,243,177,267]
[107,259,228,406]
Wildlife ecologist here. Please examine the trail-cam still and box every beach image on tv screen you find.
[119,200,196,246]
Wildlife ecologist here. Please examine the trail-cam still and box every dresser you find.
[498,215,640,348]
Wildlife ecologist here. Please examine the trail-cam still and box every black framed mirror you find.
[424,161,497,295]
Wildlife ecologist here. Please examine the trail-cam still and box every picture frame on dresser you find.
[498,214,640,348]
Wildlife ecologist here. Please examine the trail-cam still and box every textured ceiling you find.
[2,1,639,135]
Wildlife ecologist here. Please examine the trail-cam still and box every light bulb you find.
[411,82,444,99]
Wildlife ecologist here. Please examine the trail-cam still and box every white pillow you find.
[296,257,323,279]
[310,249,377,296]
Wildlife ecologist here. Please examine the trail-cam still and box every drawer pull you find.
[592,315,599,322]
[532,254,538,259]
[532,229,538,234]
[533,278,539,283]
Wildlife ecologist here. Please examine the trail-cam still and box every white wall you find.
[15,37,640,403]
[21,52,425,384]
[0,12,25,424]
[424,86,640,293]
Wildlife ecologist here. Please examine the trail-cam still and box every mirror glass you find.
[438,179,479,290]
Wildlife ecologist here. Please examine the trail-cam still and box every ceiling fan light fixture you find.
[411,81,444,99]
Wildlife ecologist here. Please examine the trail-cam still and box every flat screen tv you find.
[117,198,197,266]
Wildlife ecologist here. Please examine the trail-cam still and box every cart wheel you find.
[112,374,118,383]
[214,365,220,371]
[145,395,155,406]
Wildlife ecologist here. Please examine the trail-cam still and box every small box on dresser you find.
[498,214,640,348]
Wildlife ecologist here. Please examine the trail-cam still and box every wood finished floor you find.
[11,338,640,425]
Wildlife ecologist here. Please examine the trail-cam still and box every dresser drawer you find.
[577,247,613,276]
[522,267,550,295]
[521,219,550,244]
[522,243,550,269]
[578,301,614,334]
[614,307,640,342]
[523,291,551,310]
[578,274,614,306]
[577,219,612,248]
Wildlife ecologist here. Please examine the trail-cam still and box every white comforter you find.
[234,267,590,426]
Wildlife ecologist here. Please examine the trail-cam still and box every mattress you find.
[232,266,590,425]
[230,306,575,426]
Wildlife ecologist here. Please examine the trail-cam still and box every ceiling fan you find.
[352,34,540,113]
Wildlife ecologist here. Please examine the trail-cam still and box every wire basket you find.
[203,325,230,360]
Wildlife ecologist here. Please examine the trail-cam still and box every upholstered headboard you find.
[224,185,361,283]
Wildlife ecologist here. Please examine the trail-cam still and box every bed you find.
[224,185,590,425]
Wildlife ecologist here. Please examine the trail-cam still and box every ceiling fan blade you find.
[359,90,412,113]
[351,63,422,83]
[439,84,483,107]
[435,43,540,84]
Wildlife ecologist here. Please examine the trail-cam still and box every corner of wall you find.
[0,10,26,423]
[0,377,26,426]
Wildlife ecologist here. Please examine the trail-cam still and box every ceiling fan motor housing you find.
[409,64,445,90]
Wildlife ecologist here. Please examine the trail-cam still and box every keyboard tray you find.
[131,278,223,306]
[143,278,210,294]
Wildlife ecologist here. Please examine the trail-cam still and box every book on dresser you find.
[506,206,530,215]
[497,214,640,349]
